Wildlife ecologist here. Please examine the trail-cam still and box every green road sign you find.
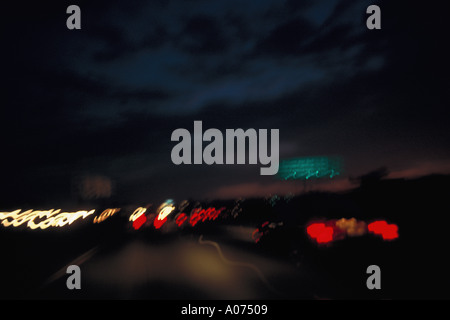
[277,157,343,180]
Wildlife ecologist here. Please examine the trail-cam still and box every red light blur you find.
[175,213,188,227]
[153,216,167,229]
[132,214,147,230]
[306,223,334,244]
[252,228,262,243]
[368,220,398,240]
[189,207,224,227]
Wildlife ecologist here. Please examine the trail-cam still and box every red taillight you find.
[368,220,398,240]
[132,214,147,230]
[307,223,334,244]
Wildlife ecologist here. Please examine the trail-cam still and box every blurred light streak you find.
[252,228,263,243]
[189,207,225,227]
[252,221,284,243]
[153,216,167,229]
[175,213,188,227]
[129,207,147,222]
[335,218,366,237]
[306,218,399,244]
[156,203,175,221]
[306,223,334,244]
[93,208,121,224]
[133,213,147,230]
[252,221,270,243]
[368,220,399,240]
[43,247,98,287]
[198,235,283,296]
[0,209,95,229]
[157,205,175,220]
[153,201,176,229]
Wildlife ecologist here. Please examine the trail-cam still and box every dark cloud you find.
[89,24,169,62]
[178,15,228,55]
[304,23,355,53]
[114,88,171,105]
[255,18,317,56]
[284,0,315,13]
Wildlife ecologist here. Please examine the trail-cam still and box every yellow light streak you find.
[156,204,175,221]
[129,207,147,222]
[0,209,95,229]
[93,208,121,224]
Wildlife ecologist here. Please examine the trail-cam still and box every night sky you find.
[2,0,449,207]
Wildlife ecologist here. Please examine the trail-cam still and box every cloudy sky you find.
[2,0,449,206]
